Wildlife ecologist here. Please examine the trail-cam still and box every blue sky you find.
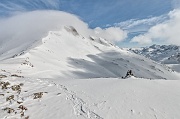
[0,0,173,27]
[0,0,179,47]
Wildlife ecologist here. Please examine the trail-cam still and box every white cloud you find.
[0,2,26,13]
[0,11,89,52]
[0,0,60,13]
[94,27,127,42]
[38,0,59,8]
[172,0,180,8]
[130,35,152,44]
[0,10,127,57]
[114,15,168,34]
[116,16,167,30]
[131,9,180,45]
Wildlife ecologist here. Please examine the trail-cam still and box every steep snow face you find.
[129,44,180,72]
[0,27,179,80]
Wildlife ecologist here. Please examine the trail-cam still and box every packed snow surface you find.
[1,76,180,119]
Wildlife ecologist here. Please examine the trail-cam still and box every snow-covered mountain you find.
[1,25,180,119]
[129,44,180,72]
[0,27,178,80]
[130,44,180,63]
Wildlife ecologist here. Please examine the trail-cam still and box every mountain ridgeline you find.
[129,44,180,64]
[129,44,180,72]
[0,27,179,80]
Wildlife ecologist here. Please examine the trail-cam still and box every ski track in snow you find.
[1,73,180,119]
[0,77,103,119]
[36,78,103,119]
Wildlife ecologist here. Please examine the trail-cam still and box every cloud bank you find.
[94,27,127,42]
[0,10,127,59]
[131,9,180,45]
[0,10,126,42]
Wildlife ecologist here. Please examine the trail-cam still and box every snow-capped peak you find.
[129,44,180,72]
[0,28,179,80]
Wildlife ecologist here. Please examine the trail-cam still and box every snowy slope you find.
[0,27,179,80]
[1,75,180,119]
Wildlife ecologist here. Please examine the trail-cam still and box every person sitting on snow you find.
[124,70,134,78]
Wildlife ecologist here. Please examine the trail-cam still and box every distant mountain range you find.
[129,44,180,72]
